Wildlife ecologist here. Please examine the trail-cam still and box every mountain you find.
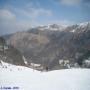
[2,22,90,70]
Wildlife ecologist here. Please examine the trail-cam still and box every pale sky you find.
[0,0,90,35]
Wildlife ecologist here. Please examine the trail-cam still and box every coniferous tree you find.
[0,37,6,54]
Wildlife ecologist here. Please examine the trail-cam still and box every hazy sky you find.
[0,0,90,35]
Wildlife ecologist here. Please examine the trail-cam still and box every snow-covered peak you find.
[34,22,90,32]
[36,24,67,31]
[49,24,67,31]
[79,22,90,26]
[69,22,90,33]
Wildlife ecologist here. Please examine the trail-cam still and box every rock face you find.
[3,22,90,70]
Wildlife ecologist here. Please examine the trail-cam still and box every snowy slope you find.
[0,61,90,90]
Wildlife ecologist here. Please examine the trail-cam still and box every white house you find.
[30,63,41,67]
[59,59,70,68]
[59,60,64,64]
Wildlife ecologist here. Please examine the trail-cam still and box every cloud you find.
[0,1,53,35]
[0,9,15,20]
[0,5,53,35]
[14,7,52,19]
[83,0,90,3]
[82,0,90,7]
[55,0,81,6]
[0,19,31,35]
[60,0,81,5]
[55,0,90,6]
[0,9,31,35]
[45,20,75,25]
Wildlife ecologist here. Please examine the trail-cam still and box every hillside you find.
[4,22,90,70]
[0,37,25,66]
[0,61,90,90]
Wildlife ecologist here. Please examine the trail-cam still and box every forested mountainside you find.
[1,22,90,70]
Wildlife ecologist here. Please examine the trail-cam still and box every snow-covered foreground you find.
[0,61,90,90]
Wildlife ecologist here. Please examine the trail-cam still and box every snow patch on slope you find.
[70,29,76,32]
[22,56,28,65]
[0,61,90,90]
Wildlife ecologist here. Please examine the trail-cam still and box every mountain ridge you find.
[0,21,90,70]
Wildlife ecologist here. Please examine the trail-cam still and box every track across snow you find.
[0,61,90,90]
